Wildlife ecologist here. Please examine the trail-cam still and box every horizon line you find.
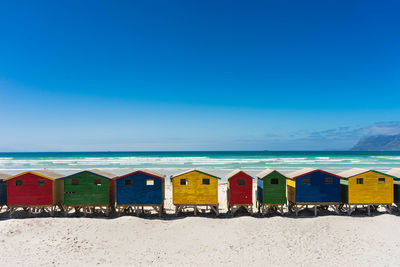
[1,150,399,153]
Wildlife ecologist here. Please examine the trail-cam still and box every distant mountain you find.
[351,134,400,151]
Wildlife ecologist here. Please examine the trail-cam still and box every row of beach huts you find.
[0,167,400,217]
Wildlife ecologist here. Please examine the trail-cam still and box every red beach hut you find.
[4,170,64,215]
[226,169,253,215]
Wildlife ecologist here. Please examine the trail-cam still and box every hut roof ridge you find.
[337,168,369,178]
[170,169,221,180]
[256,169,275,179]
[88,169,117,179]
[4,169,64,181]
[116,169,165,180]
[226,169,252,180]
[338,168,398,179]
[61,169,117,180]
[285,168,316,179]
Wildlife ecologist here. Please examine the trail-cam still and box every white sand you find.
[0,181,400,266]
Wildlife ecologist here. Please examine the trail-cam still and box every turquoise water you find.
[1,151,400,177]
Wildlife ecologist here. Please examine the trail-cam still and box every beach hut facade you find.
[386,168,400,207]
[61,169,116,215]
[339,168,394,215]
[0,171,11,209]
[226,170,253,215]
[286,168,342,216]
[256,169,286,215]
[171,169,220,215]
[114,169,165,216]
[4,170,64,215]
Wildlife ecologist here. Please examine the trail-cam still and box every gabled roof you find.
[115,169,165,180]
[285,168,343,180]
[0,171,11,180]
[256,169,274,178]
[3,169,64,181]
[256,169,285,179]
[285,168,316,179]
[226,169,253,180]
[338,168,397,179]
[387,168,400,179]
[89,169,117,179]
[337,168,369,178]
[170,169,221,180]
[61,169,117,180]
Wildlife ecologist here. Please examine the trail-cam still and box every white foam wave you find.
[0,155,399,175]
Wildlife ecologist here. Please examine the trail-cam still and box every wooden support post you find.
[213,205,219,216]
[368,205,371,216]
[314,206,317,216]
[9,207,14,217]
[295,205,299,216]
[175,205,179,215]
[280,205,283,216]
[263,206,268,216]
[231,206,236,216]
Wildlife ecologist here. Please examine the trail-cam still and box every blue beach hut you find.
[114,169,165,216]
[286,168,343,216]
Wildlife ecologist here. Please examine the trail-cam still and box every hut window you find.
[202,178,210,185]
[180,179,187,185]
[237,179,245,185]
[356,178,364,184]
[325,178,333,184]
[271,178,278,184]
[16,180,23,186]
[146,179,154,186]
[94,179,101,186]
[72,179,79,185]
[38,179,45,186]
[379,178,386,184]
[303,178,311,185]
[124,179,132,186]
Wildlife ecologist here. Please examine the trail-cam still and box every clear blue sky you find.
[1,0,400,151]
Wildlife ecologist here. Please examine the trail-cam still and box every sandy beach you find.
[0,181,400,266]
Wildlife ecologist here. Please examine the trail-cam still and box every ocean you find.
[1,151,400,177]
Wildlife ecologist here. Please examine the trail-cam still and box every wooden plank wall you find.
[63,172,111,206]
[348,171,393,204]
[172,171,218,205]
[115,172,163,205]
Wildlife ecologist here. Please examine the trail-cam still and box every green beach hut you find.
[256,169,286,215]
[61,169,117,215]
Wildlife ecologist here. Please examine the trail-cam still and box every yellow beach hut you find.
[338,168,394,215]
[171,169,220,216]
